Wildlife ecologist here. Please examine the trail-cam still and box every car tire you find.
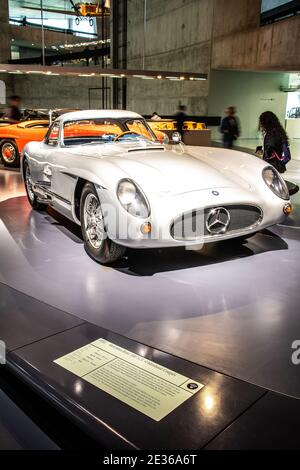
[0,140,20,168]
[80,182,126,264]
[24,160,48,211]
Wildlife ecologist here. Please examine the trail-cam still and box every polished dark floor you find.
[0,164,300,400]
[0,388,59,450]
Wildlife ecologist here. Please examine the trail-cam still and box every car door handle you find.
[43,166,52,177]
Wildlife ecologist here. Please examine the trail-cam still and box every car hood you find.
[106,148,251,195]
[0,124,20,137]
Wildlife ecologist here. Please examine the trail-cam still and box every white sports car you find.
[22,110,292,264]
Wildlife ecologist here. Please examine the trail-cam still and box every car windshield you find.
[63,118,157,146]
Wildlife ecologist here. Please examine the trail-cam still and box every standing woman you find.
[258,111,290,174]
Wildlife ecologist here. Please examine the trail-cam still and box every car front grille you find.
[170,204,263,241]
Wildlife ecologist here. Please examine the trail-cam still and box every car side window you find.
[45,123,60,146]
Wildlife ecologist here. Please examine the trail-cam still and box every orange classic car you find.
[0,120,49,168]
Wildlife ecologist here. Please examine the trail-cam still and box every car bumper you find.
[99,187,291,249]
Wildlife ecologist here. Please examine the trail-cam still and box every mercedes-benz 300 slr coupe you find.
[22,110,292,264]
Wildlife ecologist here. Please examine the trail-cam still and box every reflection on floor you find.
[0,162,300,399]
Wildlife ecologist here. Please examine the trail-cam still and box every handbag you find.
[268,143,291,165]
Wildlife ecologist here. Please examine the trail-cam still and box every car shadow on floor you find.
[112,230,288,276]
[46,207,83,243]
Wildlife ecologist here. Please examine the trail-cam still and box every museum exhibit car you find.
[22,110,292,264]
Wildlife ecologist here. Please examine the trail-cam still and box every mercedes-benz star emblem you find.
[206,207,230,235]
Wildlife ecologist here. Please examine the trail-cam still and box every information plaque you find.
[54,338,204,421]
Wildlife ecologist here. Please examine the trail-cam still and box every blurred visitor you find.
[150,112,161,121]
[258,111,291,174]
[22,16,27,26]
[220,106,240,149]
[174,105,187,139]
[3,96,22,123]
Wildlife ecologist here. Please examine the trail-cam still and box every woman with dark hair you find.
[258,111,290,174]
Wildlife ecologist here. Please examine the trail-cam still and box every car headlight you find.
[117,179,150,218]
[262,166,289,200]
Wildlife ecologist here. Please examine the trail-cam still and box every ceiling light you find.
[0,63,207,82]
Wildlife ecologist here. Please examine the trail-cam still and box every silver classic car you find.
[22,110,292,264]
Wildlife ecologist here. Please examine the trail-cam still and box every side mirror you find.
[171,132,182,143]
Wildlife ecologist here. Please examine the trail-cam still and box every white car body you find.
[22,110,290,249]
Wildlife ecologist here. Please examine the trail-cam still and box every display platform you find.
[2,281,300,449]
[1,167,300,448]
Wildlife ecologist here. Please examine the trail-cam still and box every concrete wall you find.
[208,70,289,140]
[1,0,299,115]
[0,73,111,111]
[124,0,300,115]
[212,0,300,71]
[0,0,10,63]
[126,0,213,115]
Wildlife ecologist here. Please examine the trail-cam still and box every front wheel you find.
[80,182,126,264]
[0,140,20,167]
[24,160,48,211]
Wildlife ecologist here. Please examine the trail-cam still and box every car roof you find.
[57,109,143,123]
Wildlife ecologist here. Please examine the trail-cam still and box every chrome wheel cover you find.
[25,165,35,202]
[2,142,16,163]
[83,193,105,250]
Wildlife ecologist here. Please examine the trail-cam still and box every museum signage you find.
[54,338,204,421]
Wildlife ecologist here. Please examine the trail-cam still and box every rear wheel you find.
[24,160,48,211]
[80,182,126,264]
[0,140,20,168]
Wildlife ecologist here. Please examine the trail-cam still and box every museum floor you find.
[1,145,300,449]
